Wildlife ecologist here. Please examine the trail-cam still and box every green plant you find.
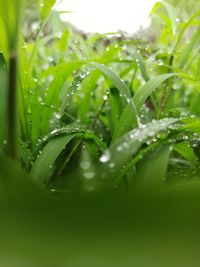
[0,0,200,195]
[1,1,200,266]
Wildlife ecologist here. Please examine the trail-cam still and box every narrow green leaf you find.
[99,118,179,188]
[41,0,56,21]
[132,49,149,82]
[173,142,197,161]
[94,63,139,127]
[134,145,171,190]
[109,88,123,131]
[78,70,100,123]
[95,63,132,100]
[151,1,177,35]
[173,9,200,52]
[33,62,82,141]
[112,74,175,141]
[31,127,106,185]
[179,26,200,69]
[0,53,7,153]
[31,134,75,185]
[133,73,175,110]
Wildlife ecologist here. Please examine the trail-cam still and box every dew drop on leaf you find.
[99,151,111,163]
[83,172,95,179]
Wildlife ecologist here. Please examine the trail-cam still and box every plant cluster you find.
[0,0,200,194]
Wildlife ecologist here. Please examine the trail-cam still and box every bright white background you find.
[56,0,157,34]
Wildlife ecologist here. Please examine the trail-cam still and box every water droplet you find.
[99,151,111,163]
[47,75,54,82]
[117,146,123,152]
[109,163,115,168]
[53,112,61,120]
[38,96,43,102]
[85,184,95,192]
[31,22,40,31]
[103,95,108,101]
[80,161,91,170]
[83,172,95,179]
[56,32,62,38]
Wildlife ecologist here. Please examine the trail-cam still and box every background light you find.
[56,0,157,34]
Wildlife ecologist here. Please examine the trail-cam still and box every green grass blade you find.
[31,127,106,185]
[109,88,123,132]
[178,26,200,69]
[94,63,139,126]
[131,49,160,113]
[173,142,197,161]
[30,134,75,185]
[173,9,200,52]
[112,74,175,141]
[151,1,178,35]
[41,0,56,21]
[99,118,179,188]
[95,63,132,100]
[132,49,149,82]
[112,103,138,141]
[32,61,82,143]
[134,145,171,190]
[77,70,100,123]
[0,53,7,153]
[133,73,175,110]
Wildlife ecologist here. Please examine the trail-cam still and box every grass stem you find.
[7,53,18,158]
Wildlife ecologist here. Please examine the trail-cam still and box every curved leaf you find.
[31,127,106,185]
[151,1,177,35]
[97,118,180,188]
[133,73,175,110]
[179,26,200,69]
[173,9,200,52]
[112,73,176,141]
[94,63,139,127]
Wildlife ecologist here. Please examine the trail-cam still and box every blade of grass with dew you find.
[97,44,121,64]
[173,142,197,161]
[97,118,180,189]
[40,0,56,21]
[77,69,100,123]
[151,1,178,35]
[94,63,139,127]
[31,127,106,185]
[179,26,200,69]
[113,116,200,187]
[33,61,83,142]
[31,134,75,185]
[19,43,33,143]
[132,48,149,82]
[112,73,176,141]
[133,73,175,110]
[181,117,200,135]
[173,9,200,53]
[108,88,123,132]
[29,0,57,76]
[131,48,159,113]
